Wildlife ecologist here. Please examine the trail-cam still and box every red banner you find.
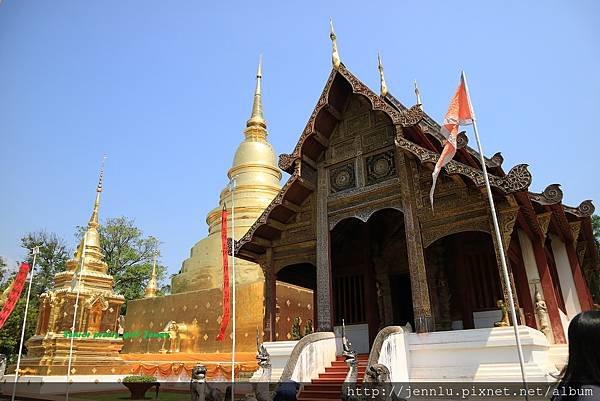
[216,206,230,341]
[0,263,30,330]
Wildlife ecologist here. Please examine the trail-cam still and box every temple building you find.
[20,167,125,375]
[230,27,598,377]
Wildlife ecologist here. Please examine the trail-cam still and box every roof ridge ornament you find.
[377,51,388,97]
[414,80,422,109]
[329,18,341,70]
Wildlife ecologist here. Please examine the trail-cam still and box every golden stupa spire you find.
[246,55,266,130]
[414,80,423,109]
[73,156,108,267]
[144,255,159,298]
[88,155,106,229]
[329,18,341,70]
[377,51,388,97]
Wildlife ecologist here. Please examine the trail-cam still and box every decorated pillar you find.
[396,149,432,333]
[260,249,277,342]
[517,229,561,343]
[565,221,593,311]
[316,164,333,331]
[489,205,523,325]
[549,234,582,318]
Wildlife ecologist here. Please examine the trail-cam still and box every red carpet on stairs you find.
[297,354,369,401]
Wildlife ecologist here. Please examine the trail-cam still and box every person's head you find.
[561,311,600,385]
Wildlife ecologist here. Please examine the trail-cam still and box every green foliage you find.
[0,232,70,362]
[20,231,70,296]
[77,216,167,309]
[122,375,157,383]
[592,215,600,243]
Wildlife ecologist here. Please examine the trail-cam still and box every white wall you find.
[549,234,581,319]
[517,229,541,307]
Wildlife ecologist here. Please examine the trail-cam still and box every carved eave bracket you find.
[499,207,520,250]
[529,184,563,206]
[536,212,552,238]
[569,221,582,245]
[394,136,531,194]
[564,200,595,218]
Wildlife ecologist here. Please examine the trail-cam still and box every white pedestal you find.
[407,326,558,382]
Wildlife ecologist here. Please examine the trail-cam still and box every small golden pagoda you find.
[21,166,125,375]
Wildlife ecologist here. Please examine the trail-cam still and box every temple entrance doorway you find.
[425,231,503,331]
[330,208,412,351]
[275,263,316,341]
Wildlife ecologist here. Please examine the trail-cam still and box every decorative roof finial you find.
[89,155,107,228]
[144,254,159,298]
[246,55,266,129]
[329,18,341,70]
[414,80,422,109]
[377,51,388,97]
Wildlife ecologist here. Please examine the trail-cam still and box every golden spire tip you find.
[97,155,107,193]
[329,18,341,70]
[377,51,388,97]
[246,55,266,130]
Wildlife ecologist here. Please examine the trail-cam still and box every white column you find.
[517,229,540,306]
[549,234,581,318]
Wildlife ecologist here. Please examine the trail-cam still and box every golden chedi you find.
[122,60,282,354]
[171,58,281,293]
[21,167,125,375]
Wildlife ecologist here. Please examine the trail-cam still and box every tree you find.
[20,231,70,296]
[0,232,69,362]
[77,216,167,308]
[0,295,38,363]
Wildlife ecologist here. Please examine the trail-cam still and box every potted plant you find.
[121,375,159,399]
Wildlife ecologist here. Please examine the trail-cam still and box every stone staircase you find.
[297,354,369,401]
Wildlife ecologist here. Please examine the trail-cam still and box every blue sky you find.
[1,1,599,277]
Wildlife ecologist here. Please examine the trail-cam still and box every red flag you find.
[0,263,30,330]
[430,73,473,208]
[216,205,230,341]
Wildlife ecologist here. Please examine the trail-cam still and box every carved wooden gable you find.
[325,94,397,195]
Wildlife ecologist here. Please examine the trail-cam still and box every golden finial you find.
[414,80,422,109]
[329,18,341,70]
[89,155,107,228]
[246,55,266,129]
[144,255,159,298]
[377,51,388,97]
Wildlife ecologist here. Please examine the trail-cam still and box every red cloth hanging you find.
[0,262,30,329]
[216,205,230,341]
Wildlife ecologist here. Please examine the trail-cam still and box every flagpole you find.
[11,247,40,401]
[65,234,88,401]
[230,177,237,401]
[461,71,529,398]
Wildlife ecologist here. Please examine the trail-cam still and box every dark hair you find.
[559,311,600,386]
